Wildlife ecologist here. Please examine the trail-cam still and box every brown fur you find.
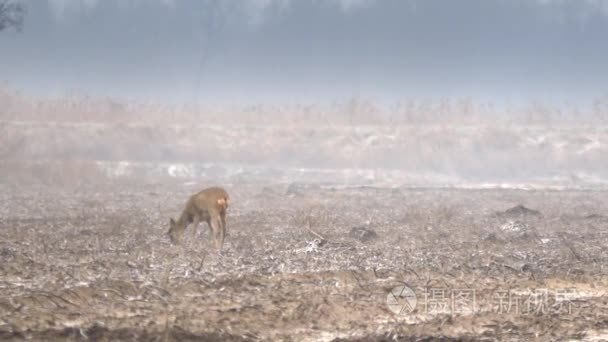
[167,187,230,250]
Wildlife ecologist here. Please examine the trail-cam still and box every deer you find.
[167,187,230,250]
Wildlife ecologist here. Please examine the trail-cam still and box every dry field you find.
[1,182,608,341]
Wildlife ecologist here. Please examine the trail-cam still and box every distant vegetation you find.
[1,86,608,126]
[2,85,608,188]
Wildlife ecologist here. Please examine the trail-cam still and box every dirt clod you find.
[498,204,542,218]
[349,226,378,242]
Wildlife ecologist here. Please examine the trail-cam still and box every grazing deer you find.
[168,187,230,250]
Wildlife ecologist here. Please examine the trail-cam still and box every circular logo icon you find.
[387,285,417,315]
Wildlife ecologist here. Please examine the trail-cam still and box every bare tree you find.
[0,0,25,32]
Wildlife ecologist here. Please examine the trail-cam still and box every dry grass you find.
[2,85,608,126]
[2,87,608,339]
[2,183,608,340]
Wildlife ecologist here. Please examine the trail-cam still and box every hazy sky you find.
[1,0,607,104]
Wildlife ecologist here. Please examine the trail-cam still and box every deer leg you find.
[209,216,224,251]
[205,218,213,236]
[220,210,226,234]
[219,211,226,248]
[190,215,200,241]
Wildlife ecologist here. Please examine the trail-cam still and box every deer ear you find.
[170,218,175,225]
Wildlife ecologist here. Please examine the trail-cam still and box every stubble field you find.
[2,182,608,341]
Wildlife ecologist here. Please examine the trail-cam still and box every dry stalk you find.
[306,218,326,242]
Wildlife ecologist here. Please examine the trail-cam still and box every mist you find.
[2,0,608,190]
[1,0,607,104]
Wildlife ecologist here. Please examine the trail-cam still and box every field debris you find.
[499,220,529,233]
[1,184,608,340]
[348,226,378,242]
[497,204,542,219]
[293,238,326,254]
